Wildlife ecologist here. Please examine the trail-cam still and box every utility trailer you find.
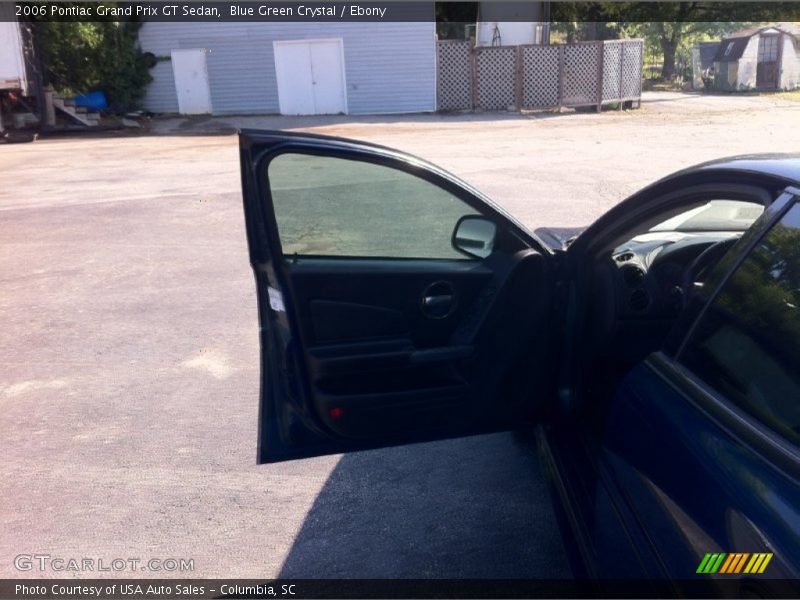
[0,10,39,142]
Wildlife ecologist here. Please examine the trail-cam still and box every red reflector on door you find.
[330,407,343,419]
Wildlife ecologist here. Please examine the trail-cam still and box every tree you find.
[550,3,627,43]
[435,2,478,40]
[551,2,794,81]
[624,21,755,80]
[33,7,153,112]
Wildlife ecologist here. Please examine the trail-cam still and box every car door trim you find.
[646,352,800,483]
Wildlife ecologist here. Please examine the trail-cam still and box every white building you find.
[713,25,800,91]
[475,1,547,47]
[138,22,437,115]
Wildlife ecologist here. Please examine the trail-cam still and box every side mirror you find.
[452,216,497,259]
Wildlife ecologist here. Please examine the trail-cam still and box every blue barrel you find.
[74,91,108,111]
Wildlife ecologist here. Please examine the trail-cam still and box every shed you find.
[137,22,436,116]
[713,24,800,91]
[691,42,719,89]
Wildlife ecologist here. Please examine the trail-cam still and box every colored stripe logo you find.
[697,552,773,574]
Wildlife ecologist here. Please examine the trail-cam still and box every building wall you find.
[735,35,759,89]
[779,35,800,90]
[138,22,436,115]
[476,22,538,46]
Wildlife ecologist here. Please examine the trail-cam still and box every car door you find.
[240,130,558,463]
[588,188,800,596]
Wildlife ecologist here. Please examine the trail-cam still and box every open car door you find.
[240,130,557,463]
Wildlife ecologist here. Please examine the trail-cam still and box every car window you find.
[678,202,800,446]
[267,153,480,259]
[649,200,764,233]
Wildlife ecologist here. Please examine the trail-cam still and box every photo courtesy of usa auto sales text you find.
[15,584,205,596]
[15,584,298,597]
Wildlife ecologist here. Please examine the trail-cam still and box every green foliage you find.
[548,2,793,80]
[435,1,478,39]
[623,21,760,80]
[34,8,152,112]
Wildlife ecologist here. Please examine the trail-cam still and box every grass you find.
[779,89,800,102]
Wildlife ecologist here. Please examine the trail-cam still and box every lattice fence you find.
[620,40,644,100]
[437,40,472,111]
[602,41,623,102]
[522,45,559,108]
[475,46,518,110]
[436,39,643,112]
[561,43,600,107]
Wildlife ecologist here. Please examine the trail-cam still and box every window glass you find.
[679,203,800,445]
[267,153,480,259]
[758,35,778,62]
[648,200,764,233]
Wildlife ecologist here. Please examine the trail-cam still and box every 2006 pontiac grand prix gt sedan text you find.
[238,130,800,596]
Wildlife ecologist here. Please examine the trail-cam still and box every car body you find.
[239,130,800,596]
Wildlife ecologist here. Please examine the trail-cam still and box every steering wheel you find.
[681,237,739,302]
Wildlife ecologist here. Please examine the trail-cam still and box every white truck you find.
[0,14,38,141]
[0,20,27,92]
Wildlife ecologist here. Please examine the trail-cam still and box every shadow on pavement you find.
[277,430,572,578]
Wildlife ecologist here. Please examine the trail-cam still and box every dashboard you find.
[590,231,743,363]
[612,231,741,318]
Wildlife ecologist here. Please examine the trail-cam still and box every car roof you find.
[671,154,800,187]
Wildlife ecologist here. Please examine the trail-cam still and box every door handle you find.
[423,295,454,310]
[421,281,456,319]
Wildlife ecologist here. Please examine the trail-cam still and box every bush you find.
[35,19,153,112]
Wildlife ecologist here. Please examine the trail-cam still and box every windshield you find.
[649,200,764,233]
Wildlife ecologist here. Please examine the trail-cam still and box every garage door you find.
[273,39,348,115]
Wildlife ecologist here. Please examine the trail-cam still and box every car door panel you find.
[282,251,551,446]
[240,130,555,463]
[577,191,800,594]
[600,358,800,592]
[287,258,494,347]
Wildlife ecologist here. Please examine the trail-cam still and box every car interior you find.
[573,189,775,413]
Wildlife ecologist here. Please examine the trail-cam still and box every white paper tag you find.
[268,287,286,312]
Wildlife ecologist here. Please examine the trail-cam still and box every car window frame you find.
[254,143,546,264]
[650,187,800,479]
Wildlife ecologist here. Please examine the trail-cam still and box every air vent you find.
[615,252,634,263]
[621,265,646,287]
[629,289,650,312]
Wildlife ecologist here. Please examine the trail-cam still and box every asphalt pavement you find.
[2,91,799,578]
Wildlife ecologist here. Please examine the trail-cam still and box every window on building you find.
[758,35,779,62]
[723,41,735,57]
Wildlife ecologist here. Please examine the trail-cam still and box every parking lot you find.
[2,91,799,579]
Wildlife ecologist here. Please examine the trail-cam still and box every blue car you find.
[240,130,800,596]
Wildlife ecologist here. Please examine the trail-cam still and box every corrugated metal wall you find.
[138,22,436,115]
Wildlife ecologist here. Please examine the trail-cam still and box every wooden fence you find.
[437,39,644,112]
